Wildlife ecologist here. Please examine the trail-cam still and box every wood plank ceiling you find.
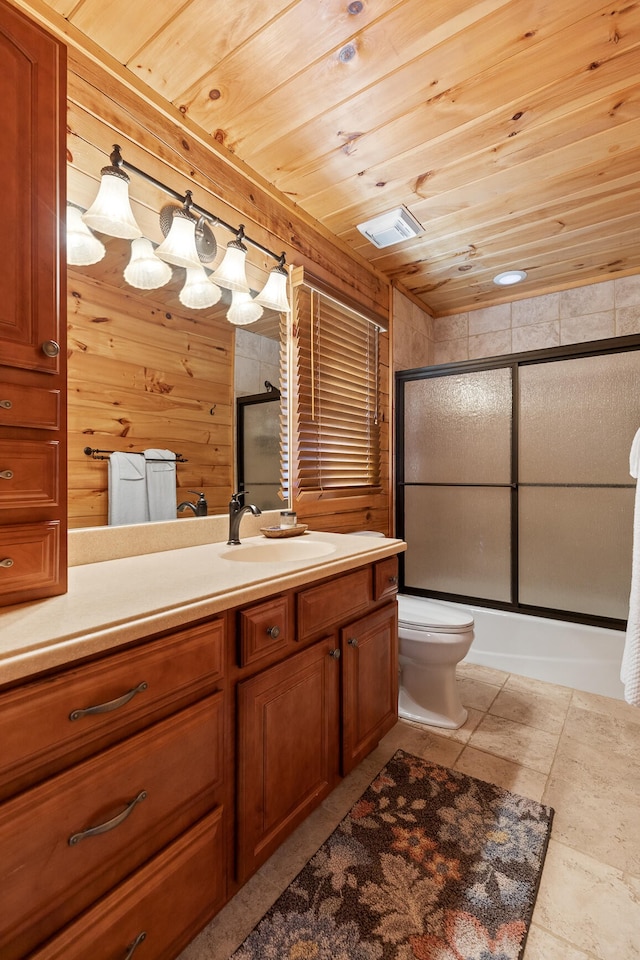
[38,0,640,316]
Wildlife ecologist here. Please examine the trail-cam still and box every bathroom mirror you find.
[66,206,285,529]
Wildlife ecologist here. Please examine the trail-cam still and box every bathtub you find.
[436,600,626,700]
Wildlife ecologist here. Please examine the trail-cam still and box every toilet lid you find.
[397,595,474,632]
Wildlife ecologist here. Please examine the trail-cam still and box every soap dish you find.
[261,524,308,539]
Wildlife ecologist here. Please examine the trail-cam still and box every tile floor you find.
[178,662,640,960]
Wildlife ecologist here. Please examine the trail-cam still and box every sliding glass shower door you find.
[396,340,640,627]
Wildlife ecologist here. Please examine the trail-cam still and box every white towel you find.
[108,452,149,526]
[621,428,640,706]
[144,449,177,522]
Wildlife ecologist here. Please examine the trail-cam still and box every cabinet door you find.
[237,640,340,882]
[0,3,65,374]
[341,603,399,775]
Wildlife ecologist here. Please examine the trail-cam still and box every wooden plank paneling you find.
[14,0,640,315]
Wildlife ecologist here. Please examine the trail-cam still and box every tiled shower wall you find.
[393,275,640,369]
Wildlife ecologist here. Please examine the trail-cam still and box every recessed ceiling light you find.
[493,270,527,286]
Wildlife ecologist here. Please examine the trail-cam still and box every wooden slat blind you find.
[292,283,381,496]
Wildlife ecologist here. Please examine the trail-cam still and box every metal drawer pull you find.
[0,400,12,409]
[329,648,341,659]
[0,558,14,568]
[68,790,147,846]
[124,931,147,960]
[388,576,398,584]
[41,339,60,357]
[266,625,280,639]
[69,681,148,721]
[0,470,13,480]
[347,637,359,648]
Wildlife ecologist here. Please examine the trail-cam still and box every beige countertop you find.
[0,530,405,686]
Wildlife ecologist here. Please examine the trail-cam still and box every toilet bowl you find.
[397,595,474,730]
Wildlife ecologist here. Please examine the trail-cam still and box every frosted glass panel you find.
[404,486,511,601]
[519,487,634,618]
[519,352,640,484]
[241,401,281,510]
[404,368,512,483]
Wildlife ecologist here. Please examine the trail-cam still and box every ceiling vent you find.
[356,206,424,248]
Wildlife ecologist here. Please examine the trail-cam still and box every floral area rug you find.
[230,749,553,960]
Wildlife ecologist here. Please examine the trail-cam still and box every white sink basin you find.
[220,539,337,563]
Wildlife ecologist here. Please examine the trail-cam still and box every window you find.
[292,282,382,498]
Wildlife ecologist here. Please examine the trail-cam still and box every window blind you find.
[293,283,381,494]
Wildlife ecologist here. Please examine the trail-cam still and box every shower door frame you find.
[395,334,640,631]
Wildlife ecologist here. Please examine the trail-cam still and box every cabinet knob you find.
[266,625,280,640]
[0,470,14,480]
[41,339,60,358]
[347,637,359,648]
[388,576,398,585]
[328,648,341,659]
[0,400,12,410]
[0,558,14,568]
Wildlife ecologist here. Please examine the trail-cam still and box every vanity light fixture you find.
[155,193,203,269]
[82,145,292,321]
[124,237,173,289]
[82,155,142,239]
[255,257,290,314]
[211,227,251,293]
[66,204,106,266]
[226,289,264,325]
[178,265,222,309]
[493,270,527,286]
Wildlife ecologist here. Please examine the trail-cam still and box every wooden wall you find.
[61,39,392,533]
[68,271,234,529]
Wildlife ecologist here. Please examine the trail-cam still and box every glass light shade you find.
[179,265,222,309]
[212,238,250,292]
[66,205,106,265]
[255,264,290,313]
[82,167,142,239]
[226,289,264,326]
[155,211,202,269]
[124,238,173,289]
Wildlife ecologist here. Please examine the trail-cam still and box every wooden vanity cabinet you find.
[236,638,340,881]
[235,558,399,882]
[0,2,67,606]
[0,617,227,960]
[341,602,399,774]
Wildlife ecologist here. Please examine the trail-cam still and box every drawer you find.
[297,567,372,641]
[374,556,399,602]
[0,618,225,801]
[0,380,60,430]
[0,520,60,602]
[28,808,225,960]
[0,694,224,960]
[238,594,291,667]
[0,439,59,509]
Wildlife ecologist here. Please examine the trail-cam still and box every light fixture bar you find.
[107,145,286,267]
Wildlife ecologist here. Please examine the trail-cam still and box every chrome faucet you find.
[227,491,261,544]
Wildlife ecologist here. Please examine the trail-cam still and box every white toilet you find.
[397,595,474,729]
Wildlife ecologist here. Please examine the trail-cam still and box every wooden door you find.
[236,639,340,882]
[341,602,399,775]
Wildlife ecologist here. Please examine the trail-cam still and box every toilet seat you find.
[397,596,474,634]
